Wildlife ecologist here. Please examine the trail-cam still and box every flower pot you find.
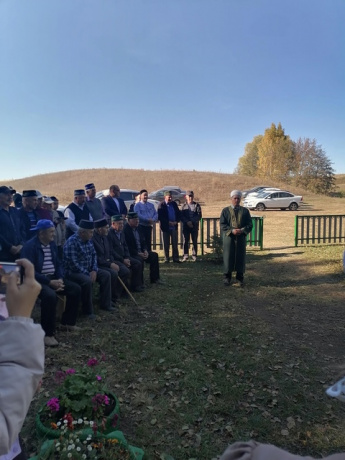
[31,430,144,460]
[35,392,120,440]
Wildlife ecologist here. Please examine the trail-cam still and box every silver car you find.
[243,191,303,211]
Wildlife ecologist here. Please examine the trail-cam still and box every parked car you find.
[243,191,303,211]
[96,189,160,210]
[242,186,271,199]
[148,188,186,205]
[245,187,281,198]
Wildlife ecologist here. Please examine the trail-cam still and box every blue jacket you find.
[21,235,63,285]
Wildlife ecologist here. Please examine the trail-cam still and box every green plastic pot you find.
[35,392,120,440]
[31,430,144,460]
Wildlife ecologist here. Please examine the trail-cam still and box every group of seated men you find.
[0,184,171,347]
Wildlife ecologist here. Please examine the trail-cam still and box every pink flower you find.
[87,358,98,367]
[96,375,102,381]
[55,370,66,384]
[65,368,76,375]
[47,397,60,412]
[92,393,110,411]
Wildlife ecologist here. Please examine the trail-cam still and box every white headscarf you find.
[230,190,242,198]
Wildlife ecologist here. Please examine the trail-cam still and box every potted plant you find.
[32,420,144,459]
[36,357,120,439]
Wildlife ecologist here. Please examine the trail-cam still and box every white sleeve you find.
[0,318,45,454]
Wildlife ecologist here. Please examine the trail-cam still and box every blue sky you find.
[1,0,344,180]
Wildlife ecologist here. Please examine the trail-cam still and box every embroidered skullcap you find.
[111,215,123,222]
[127,212,138,219]
[78,220,94,229]
[74,189,85,196]
[85,183,95,190]
[164,190,172,196]
[22,190,38,198]
[94,218,108,228]
[230,190,242,198]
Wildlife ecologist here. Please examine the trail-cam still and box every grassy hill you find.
[4,168,344,205]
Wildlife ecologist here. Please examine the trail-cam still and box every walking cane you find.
[117,276,139,307]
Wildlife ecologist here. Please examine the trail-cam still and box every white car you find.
[96,189,160,210]
[245,187,281,198]
[243,191,303,211]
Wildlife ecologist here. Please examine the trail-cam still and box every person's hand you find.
[143,250,149,259]
[6,258,42,318]
[187,221,193,228]
[124,259,131,267]
[90,271,97,282]
[110,263,119,272]
[233,229,242,236]
[49,279,64,291]
[10,245,23,255]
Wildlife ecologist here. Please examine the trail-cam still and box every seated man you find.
[107,215,143,293]
[124,212,161,284]
[0,186,23,261]
[63,219,114,316]
[64,189,92,240]
[21,219,81,347]
[101,185,127,223]
[92,218,121,305]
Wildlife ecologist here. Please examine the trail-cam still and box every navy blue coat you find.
[0,206,23,261]
[101,195,127,220]
[21,235,63,285]
[157,200,181,232]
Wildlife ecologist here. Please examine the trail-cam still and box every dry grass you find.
[11,169,345,459]
[5,168,344,208]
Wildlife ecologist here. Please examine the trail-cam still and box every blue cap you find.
[30,219,55,231]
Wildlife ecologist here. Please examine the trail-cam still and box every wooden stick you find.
[117,276,138,307]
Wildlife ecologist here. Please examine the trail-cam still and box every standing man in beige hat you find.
[220,190,252,286]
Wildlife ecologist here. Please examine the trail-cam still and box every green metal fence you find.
[294,215,345,246]
[151,216,264,252]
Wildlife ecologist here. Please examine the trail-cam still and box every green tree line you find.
[235,123,335,194]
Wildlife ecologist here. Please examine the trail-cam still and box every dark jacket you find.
[92,231,116,268]
[107,228,130,262]
[157,200,181,232]
[0,206,23,261]
[21,235,63,285]
[123,223,147,257]
[18,207,39,242]
[180,201,202,227]
[101,195,127,220]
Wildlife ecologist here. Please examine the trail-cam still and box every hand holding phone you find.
[5,259,42,318]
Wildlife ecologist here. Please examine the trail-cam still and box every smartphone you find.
[0,262,23,295]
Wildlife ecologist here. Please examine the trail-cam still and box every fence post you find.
[294,216,298,247]
[200,217,204,256]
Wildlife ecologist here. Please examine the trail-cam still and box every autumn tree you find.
[257,123,295,181]
[292,138,335,194]
[235,135,262,176]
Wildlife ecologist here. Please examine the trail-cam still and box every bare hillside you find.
[1,167,327,205]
